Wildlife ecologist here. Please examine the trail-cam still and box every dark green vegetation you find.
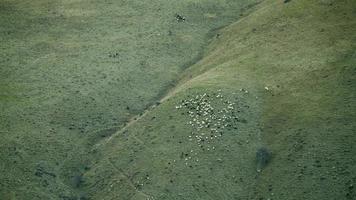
[256,147,270,173]
[1,0,355,199]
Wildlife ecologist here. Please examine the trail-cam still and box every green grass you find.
[1,0,355,199]
[0,0,260,199]
[84,0,356,199]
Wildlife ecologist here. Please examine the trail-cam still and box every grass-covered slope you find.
[84,0,356,199]
[1,0,355,199]
[0,0,260,199]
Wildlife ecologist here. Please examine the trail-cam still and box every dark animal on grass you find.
[175,14,186,22]
[256,147,271,172]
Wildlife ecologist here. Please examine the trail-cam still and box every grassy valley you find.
[1,0,355,199]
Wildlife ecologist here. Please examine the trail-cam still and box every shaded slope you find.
[85,0,356,199]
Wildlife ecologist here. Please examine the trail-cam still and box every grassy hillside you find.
[84,0,356,199]
[0,0,260,199]
[1,0,355,199]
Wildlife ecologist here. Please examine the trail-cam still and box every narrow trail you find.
[94,53,219,149]
[93,87,173,148]
[107,158,153,200]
